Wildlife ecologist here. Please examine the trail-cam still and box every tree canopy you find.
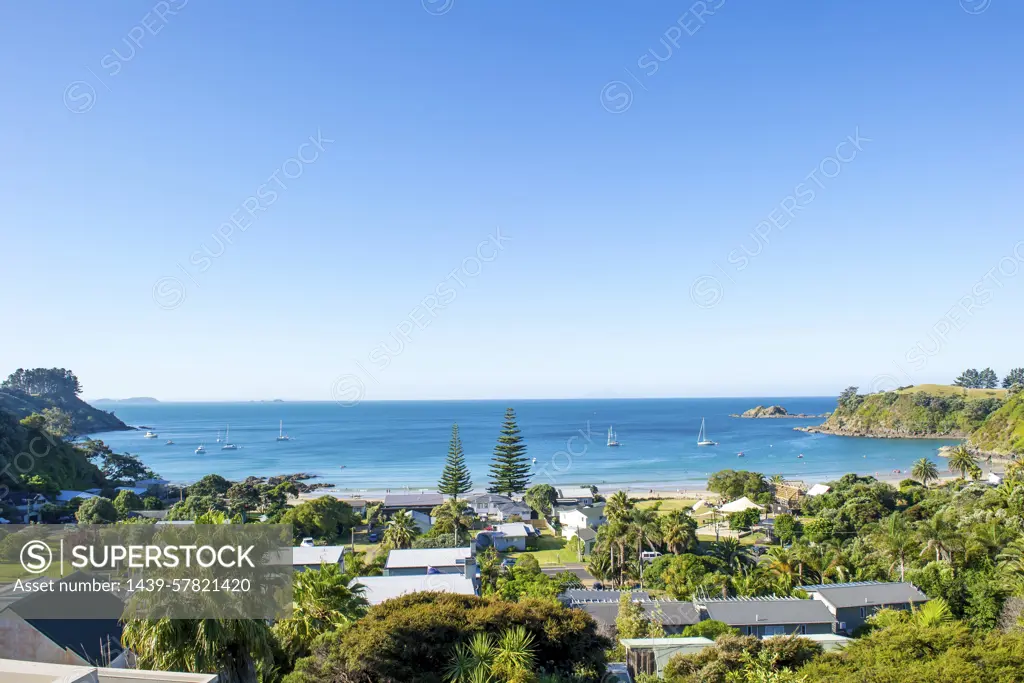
[488,408,531,496]
[438,423,472,500]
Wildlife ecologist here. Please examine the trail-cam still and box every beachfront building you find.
[476,523,539,552]
[383,546,476,577]
[557,502,607,541]
[696,596,836,637]
[557,487,596,506]
[470,493,532,522]
[381,492,444,516]
[0,659,217,683]
[805,581,929,634]
[352,574,477,606]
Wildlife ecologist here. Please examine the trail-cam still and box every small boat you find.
[737,451,744,457]
[532,457,537,464]
[221,425,238,450]
[339,465,347,469]
[276,420,291,442]
[607,426,620,447]
[195,444,206,454]
[797,453,804,459]
[143,431,158,439]
[216,430,222,443]
[696,418,717,446]
[165,440,174,445]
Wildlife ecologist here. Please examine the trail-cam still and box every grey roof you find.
[558,487,595,499]
[353,574,477,605]
[473,494,515,505]
[804,581,929,608]
[575,527,597,541]
[564,589,650,603]
[701,597,835,625]
[576,601,701,628]
[289,545,347,566]
[385,546,473,569]
[383,493,444,508]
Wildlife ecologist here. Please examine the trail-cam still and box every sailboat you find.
[276,420,290,441]
[606,426,620,447]
[696,418,718,446]
[215,430,222,443]
[195,443,206,454]
[221,425,238,450]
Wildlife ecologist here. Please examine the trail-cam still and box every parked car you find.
[367,530,380,542]
[640,551,662,562]
[300,537,315,547]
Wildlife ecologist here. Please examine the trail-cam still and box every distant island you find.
[1,367,132,436]
[796,381,1023,459]
[93,397,161,405]
[730,405,829,419]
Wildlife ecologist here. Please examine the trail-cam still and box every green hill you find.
[0,368,131,436]
[0,409,106,493]
[968,390,1024,456]
[813,385,1005,438]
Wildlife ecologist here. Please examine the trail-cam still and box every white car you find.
[640,551,662,562]
[299,537,315,547]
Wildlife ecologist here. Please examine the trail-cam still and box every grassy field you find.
[897,384,1007,399]
[508,530,581,565]
[634,499,697,515]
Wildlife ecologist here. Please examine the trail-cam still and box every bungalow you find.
[381,492,444,516]
[352,574,477,605]
[557,487,596,506]
[805,581,929,634]
[56,490,97,503]
[573,527,597,555]
[470,494,532,522]
[697,597,835,637]
[476,523,538,552]
[558,503,606,540]
[410,509,434,534]
[384,546,476,577]
[622,638,714,678]
[561,590,700,637]
[287,545,348,572]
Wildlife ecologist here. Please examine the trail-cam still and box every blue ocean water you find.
[87,398,958,494]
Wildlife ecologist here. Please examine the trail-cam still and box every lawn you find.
[634,498,697,515]
[508,530,581,565]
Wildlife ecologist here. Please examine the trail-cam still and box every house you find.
[0,659,217,683]
[286,545,348,572]
[5,491,47,522]
[470,494,532,521]
[410,509,434,534]
[384,546,476,576]
[697,597,836,637]
[115,486,149,498]
[381,492,444,516]
[352,574,477,605]
[573,527,597,555]
[805,581,929,634]
[133,478,170,495]
[557,487,596,506]
[339,498,368,515]
[622,638,714,678]
[561,590,701,636]
[764,632,852,651]
[772,482,804,513]
[476,523,538,552]
[558,503,606,540]
[57,490,98,503]
[0,575,127,666]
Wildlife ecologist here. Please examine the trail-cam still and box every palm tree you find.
[996,536,1024,574]
[660,511,697,554]
[916,512,954,562]
[911,458,939,487]
[605,491,634,524]
[272,564,368,660]
[911,597,954,628]
[948,445,978,480]
[629,507,662,560]
[122,618,275,683]
[877,513,915,581]
[708,538,755,573]
[432,499,475,544]
[382,509,418,550]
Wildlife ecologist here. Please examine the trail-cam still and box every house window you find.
[765,626,786,637]
[859,607,866,618]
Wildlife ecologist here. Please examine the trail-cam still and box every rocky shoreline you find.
[792,425,964,439]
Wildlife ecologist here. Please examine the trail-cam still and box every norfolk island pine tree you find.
[438,423,473,501]
[488,408,531,496]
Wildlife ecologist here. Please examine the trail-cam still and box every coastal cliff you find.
[730,405,829,419]
[1,368,132,436]
[798,384,1023,458]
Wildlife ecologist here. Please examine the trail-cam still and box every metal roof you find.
[564,589,650,603]
[804,581,929,608]
[700,597,835,625]
[382,493,444,508]
[384,546,473,569]
[352,574,477,605]
[575,601,701,627]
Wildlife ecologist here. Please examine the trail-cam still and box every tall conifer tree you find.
[488,408,531,495]
[438,423,473,501]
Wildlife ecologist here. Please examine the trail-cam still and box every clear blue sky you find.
[3,1,1023,401]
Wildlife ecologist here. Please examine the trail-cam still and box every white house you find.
[287,545,347,572]
[351,574,477,605]
[384,546,476,577]
[558,503,606,540]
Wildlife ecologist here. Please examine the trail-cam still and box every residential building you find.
[561,590,700,637]
[476,523,538,552]
[0,658,217,683]
[410,510,434,534]
[352,574,477,605]
[805,581,929,634]
[573,527,597,555]
[384,546,475,577]
[285,545,348,572]
[470,494,532,521]
[557,503,606,540]
[381,492,444,516]
[622,637,714,678]
[696,596,835,637]
[557,487,596,506]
